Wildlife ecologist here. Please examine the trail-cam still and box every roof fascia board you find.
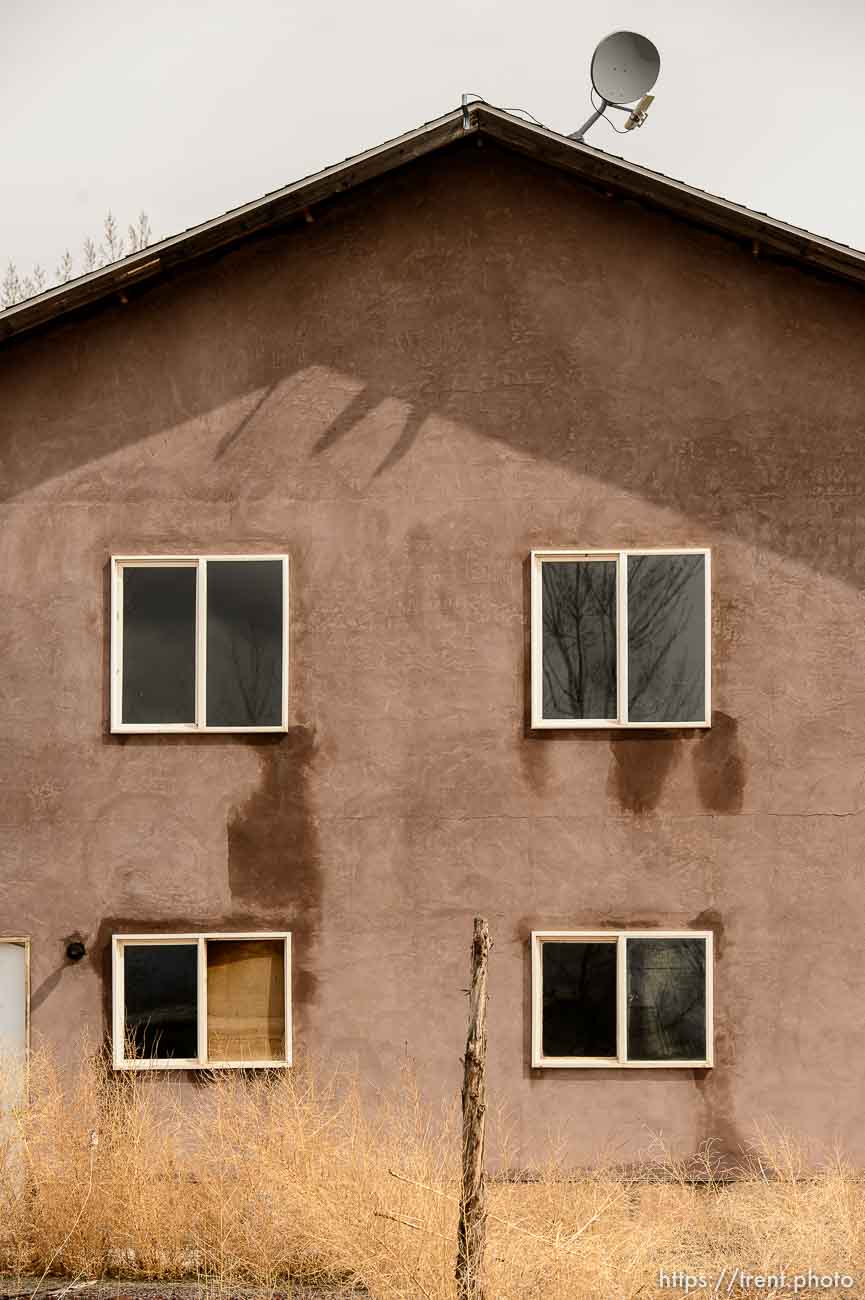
[5,102,865,344]
[0,107,471,344]
[475,104,865,289]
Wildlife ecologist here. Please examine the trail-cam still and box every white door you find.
[0,942,27,1104]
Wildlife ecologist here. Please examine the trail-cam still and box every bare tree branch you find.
[1,210,154,308]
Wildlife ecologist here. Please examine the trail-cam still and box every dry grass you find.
[1,1050,863,1298]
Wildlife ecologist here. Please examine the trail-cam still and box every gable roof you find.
[4,101,865,345]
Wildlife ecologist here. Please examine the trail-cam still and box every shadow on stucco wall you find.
[2,141,864,592]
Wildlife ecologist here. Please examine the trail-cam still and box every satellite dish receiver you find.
[569,31,660,142]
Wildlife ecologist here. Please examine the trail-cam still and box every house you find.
[2,102,865,1165]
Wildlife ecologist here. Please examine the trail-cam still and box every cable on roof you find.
[461,94,547,128]
[499,106,547,126]
[589,90,630,135]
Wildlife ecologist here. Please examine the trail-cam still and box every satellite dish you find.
[568,30,661,141]
[590,31,660,106]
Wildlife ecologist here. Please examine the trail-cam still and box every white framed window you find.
[112,933,292,1070]
[110,555,289,733]
[530,549,711,729]
[531,930,713,1069]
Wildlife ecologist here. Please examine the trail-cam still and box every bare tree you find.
[55,249,74,284]
[20,264,46,301]
[456,917,491,1300]
[81,237,98,275]
[1,209,154,309]
[1,262,22,310]
[127,210,152,253]
[102,210,121,263]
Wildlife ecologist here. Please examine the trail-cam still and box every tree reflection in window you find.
[542,561,617,719]
[206,560,283,726]
[627,554,706,723]
[626,937,707,1061]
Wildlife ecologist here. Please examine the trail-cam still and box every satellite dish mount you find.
[569,31,660,142]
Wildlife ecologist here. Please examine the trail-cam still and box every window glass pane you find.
[123,944,198,1061]
[122,566,196,724]
[541,561,617,720]
[206,561,283,726]
[626,938,707,1061]
[627,554,706,723]
[541,941,617,1058]
[206,939,285,1062]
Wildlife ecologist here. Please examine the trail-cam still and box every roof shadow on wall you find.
[2,139,864,590]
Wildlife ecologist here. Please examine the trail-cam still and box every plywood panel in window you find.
[206,939,285,1063]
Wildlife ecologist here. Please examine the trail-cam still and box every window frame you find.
[110,554,289,734]
[111,932,292,1071]
[530,548,711,729]
[531,929,713,1069]
[0,936,30,1058]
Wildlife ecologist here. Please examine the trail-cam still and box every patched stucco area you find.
[2,136,865,1164]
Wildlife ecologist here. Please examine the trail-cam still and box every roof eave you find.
[4,102,865,345]
[0,107,471,345]
[475,104,865,291]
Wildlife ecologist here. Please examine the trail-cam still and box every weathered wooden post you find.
[456,916,491,1300]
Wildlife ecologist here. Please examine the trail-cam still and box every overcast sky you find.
[4,0,865,282]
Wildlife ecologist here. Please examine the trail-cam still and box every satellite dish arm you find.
[568,99,608,142]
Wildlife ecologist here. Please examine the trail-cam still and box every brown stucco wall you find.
[2,137,865,1164]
